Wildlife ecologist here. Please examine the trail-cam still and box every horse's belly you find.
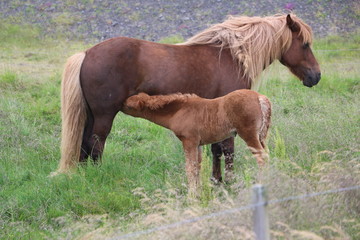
[136,72,219,98]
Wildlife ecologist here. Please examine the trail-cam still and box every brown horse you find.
[51,14,320,180]
[123,90,271,192]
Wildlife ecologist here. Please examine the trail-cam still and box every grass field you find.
[0,22,359,239]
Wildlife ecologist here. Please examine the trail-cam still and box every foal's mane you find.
[182,14,313,87]
[127,92,199,111]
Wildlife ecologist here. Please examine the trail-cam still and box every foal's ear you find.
[286,14,300,32]
[125,96,144,110]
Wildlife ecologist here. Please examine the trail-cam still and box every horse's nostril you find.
[317,72,321,79]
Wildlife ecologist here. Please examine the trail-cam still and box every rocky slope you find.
[1,0,359,41]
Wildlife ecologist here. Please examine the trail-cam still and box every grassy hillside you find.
[0,23,359,239]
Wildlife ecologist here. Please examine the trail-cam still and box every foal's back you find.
[222,90,264,124]
[221,90,271,152]
[170,90,269,146]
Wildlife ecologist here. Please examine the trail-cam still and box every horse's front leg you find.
[211,143,223,183]
[221,137,235,182]
[182,139,201,195]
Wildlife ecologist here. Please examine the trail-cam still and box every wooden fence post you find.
[252,184,270,240]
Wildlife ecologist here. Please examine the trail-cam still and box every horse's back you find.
[81,37,142,83]
[80,37,246,106]
[79,35,252,118]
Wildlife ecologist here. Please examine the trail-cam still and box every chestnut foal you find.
[123,89,271,193]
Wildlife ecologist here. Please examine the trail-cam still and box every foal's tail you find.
[258,95,272,148]
[51,52,87,176]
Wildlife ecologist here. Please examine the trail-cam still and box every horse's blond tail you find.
[53,52,87,175]
[258,95,272,148]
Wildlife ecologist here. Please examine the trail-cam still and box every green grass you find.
[0,23,359,239]
[158,35,184,44]
[0,22,41,48]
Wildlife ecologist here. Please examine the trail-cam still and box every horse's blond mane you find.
[182,14,313,87]
[130,92,199,110]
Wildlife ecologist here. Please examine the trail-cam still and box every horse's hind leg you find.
[88,113,116,162]
[80,110,94,162]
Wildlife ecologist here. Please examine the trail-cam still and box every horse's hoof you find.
[210,176,222,185]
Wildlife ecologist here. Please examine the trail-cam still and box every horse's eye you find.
[303,42,310,49]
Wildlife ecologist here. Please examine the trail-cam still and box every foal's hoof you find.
[49,171,61,178]
[210,176,222,185]
[48,169,73,178]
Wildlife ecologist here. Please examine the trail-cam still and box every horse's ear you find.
[286,14,300,32]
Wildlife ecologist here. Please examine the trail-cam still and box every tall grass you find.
[0,23,359,239]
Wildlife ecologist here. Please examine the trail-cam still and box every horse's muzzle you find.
[303,72,321,87]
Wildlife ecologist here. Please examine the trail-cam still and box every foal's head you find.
[124,93,150,111]
[280,15,321,87]
[124,92,197,112]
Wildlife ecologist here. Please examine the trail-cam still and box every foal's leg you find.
[221,137,235,182]
[241,135,267,167]
[182,140,201,195]
[88,114,116,162]
[198,146,202,169]
[211,143,223,183]
[241,133,269,184]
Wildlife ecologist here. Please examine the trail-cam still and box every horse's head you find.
[280,15,321,87]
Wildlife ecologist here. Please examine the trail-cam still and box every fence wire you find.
[110,185,360,240]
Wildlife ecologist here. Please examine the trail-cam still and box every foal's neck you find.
[137,102,185,129]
